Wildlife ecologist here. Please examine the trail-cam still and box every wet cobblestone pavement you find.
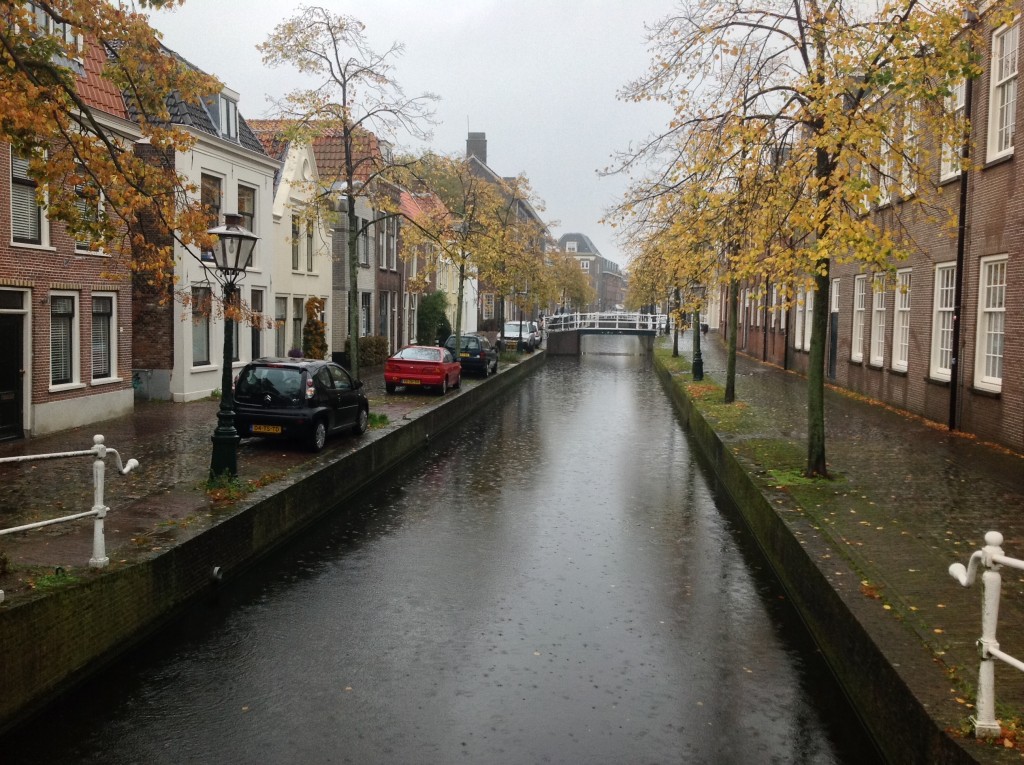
[0,362,489,590]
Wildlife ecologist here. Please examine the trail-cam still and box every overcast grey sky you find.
[149,1,676,266]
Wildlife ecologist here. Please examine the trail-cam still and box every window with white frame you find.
[483,293,495,320]
[291,215,300,271]
[251,288,263,360]
[388,216,397,269]
[803,288,814,350]
[870,273,886,365]
[200,174,221,261]
[793,287,805,349]
[220,96,238,141]
[50,292,78,386]
[989,22,1019,161]
[975,255,1007,391]
[360,292,371,336]
[901,111,919,197]
[72,163,103,251]
[892,270,911,372]
[755,291,763,326]
[930,263,957,380]
[580,260,589,271]
[11,151,45,245]
[770,286,778,330]
[852,275,867,362]
[191,287,211,366]
[306,222,314,272]
[359,219,370,266]
[275,296,287,356]
[237,185,256,233]
[941,80,967,180]
[292,297,303,352]
[566,241,577,253]
[91,294,115,380]
[878,137,894,206]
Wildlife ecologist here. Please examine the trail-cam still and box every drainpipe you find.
[949,30,975,431]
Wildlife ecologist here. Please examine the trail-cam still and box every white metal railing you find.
[949,530,1024,738]
[0,435,139,603]
[545,312,666,333]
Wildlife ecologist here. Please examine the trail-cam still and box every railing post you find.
[90,435,110,568]
[975,532,1006,737]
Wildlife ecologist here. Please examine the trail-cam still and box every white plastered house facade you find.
[169,88,280,402]
[265,141,332,359]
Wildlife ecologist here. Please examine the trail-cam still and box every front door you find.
[0,313,24,440]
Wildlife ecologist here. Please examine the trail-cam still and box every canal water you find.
[5,339,880,764]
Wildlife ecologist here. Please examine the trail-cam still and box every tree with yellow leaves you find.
[618,0,994,476]
[259,6,437,377]
[0,1,223,276]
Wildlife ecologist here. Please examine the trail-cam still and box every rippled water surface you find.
[5,340,880,764]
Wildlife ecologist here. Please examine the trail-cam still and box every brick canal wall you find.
[0,353,544,734]
[654,357,977,764]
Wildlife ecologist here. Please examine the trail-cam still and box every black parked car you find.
[234,358,369,452]
[444,333,498,377]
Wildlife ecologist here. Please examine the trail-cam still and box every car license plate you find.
[252,424,282,434]
[460,352,470,358]
[401,378,421,385]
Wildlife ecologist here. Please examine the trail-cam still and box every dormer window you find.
[23,2,84,66]
[202,91,239,142]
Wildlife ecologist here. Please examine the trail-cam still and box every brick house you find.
[557,233,626,312]
[0,37,139,439]
[724,3,1023,452]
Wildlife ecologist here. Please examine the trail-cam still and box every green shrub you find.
[417,291,451,345]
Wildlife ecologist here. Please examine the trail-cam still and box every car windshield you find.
[446,336,478,350]
[503,322,525,335]
[396,347,441,362]
[236,366,303,399]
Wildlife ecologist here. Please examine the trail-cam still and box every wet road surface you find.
[5,340,879,764]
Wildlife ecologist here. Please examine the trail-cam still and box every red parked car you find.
[384,345,462,395]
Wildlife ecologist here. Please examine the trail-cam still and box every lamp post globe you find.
[207,214,259,480]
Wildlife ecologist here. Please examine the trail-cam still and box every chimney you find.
[467,132,487,164]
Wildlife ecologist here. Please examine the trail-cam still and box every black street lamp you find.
[692,284,706,381]
[206,213,259,480]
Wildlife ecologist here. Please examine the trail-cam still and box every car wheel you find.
[482,361,489,378]
[308,418,328,452]
[386,382,396,394]
[439,377,448,395]
[454,373,461,389]
[353,407,369,435]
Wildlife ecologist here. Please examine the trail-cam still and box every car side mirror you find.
[354,379,364,390]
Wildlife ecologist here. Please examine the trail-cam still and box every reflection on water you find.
[3,353,879,765]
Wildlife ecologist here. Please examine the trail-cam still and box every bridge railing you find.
[949,530,1024,738]
[0,435,140,602]
[546,312,666,333]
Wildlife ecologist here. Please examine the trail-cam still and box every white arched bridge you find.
[545,312,667,356]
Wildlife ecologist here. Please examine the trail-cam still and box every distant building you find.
[557,233,626,312]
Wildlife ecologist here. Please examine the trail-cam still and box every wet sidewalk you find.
[0,362,482,591]
[673,330,1024,755]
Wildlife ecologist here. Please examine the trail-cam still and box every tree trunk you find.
[725,280,738,403]
[805,267,830,477]
[672,287,680,357]
[347,199,361,379]
[454,263,466,356]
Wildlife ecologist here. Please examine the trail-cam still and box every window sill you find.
[49,382,86,393]
[925,376,951,388]
[74,248,109,257]
[889,367,908,377]
[191,364,217,372]
[849,357,865,366]
[983,152,1014,170]
[90,377,124,387]
[867,362,884,370]
[11,242,56,252]
[971,385,1002,399]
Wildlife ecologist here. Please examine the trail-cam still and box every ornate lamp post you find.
[692,284,706,381]
[206,213,259,479]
